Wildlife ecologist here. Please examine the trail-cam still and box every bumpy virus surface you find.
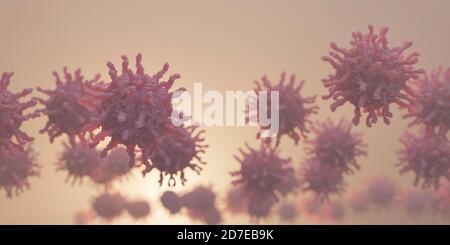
[37,68,100,145]
[431,182,450,217]
[365,176,397,209]
[92,192,126,220]
[145,125,207,186]
[397,130,450,189]
[404,67,450,138]
[401,188,432,217]
[0,146,40,198]
[57,142,101,184]
[321,25,424,127]
[161,190,183,214]
[80,54,184,169]
[126,200,151,219]
[0,72,39,151]
[251,72,318,146]
[278,201,299,223]
[348,190,370,213]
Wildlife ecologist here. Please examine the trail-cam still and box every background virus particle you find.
[321,200,346,222]
[91,192,127,221]
[160,190,183,215]
[126,200,151,219]
[250,72,318,146]
[57,142,101,185]
[204,207,222,225]
[0,146,40,198]
[36,68,100,145]
[365,176,397,209]
[321,25,424,127]
[74,208,95,225]
[145,125,208,186]
[79,53,185,169]
[348,190,370,213]
[89,147,132,185]
[298,195,323,220]
[404,67,450,138]
[225,187,247,215]
[277,201,299,223]
[401,188,432,217]
[397,130,450,189]
[0,72,39,152]
[247,194,277,219]
[182,186,216,218]
[431,182,450,217]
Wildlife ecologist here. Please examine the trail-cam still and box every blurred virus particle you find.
[225,187,246,215]
[348,190,370,213]
[79,53,185,169]
[365,176,397,209]
[321,25,424,127]
[431,182,450,217]
[126,200,151,219]
[404,67,450,138]
[0,146,40,198]
[0,72,39,152]
[397,130,450,189]
[298,196,323,220]
[321,200,346,222]
[74,208,95,225]
[278,201,299,223]
[57,142,101,185]
[36,68,100,145]
[250,72,318,146]
[401,188,432,217]
[182,186,216,217]
[89,147,132,185]
[204,207,222,225]
[92,192,127,221]
[160,190,183,214]
[145,125,208,186]
[247,194,277,219]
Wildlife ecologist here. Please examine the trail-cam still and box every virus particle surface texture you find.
[57,142,101,184]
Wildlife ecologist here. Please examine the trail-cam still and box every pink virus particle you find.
[365,176,397,209]
[401,188,432,217]
[225,187,247,215]
[36,68,100,145]
[204,208,222,225]
[0,72,39,152]
[348,190,370,213]
[247,194,277,219]
[250,72,318,146]
[79,53,184,169]
[57,142,101,185]
[182,186,222,224]
[397,130,450,189]
[126,200,151,219]
[298,195,323,220]
[321,25,425,127]
[89,147,132,185]
[74,208,95,225]
[0,146,40,198]
[145,125,208,186]
[431,182,450,217]
[278,201,299,223]
[321,200,346,222]
[404,67,450,138]
[160,190,183,214]
[91,192,127,220]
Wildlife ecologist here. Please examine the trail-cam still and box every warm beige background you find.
[0,0,449,224]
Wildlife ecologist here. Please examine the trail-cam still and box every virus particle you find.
[79,53,184,169]
[161,190,183,214]
[298,196,323,220]
[278,201,299,223]
[401,188,432,217]
[321,200,346,222]
[348,190,370,213]
[321,25,425,127]
[204,208,222,225]
[126,200,151,219]
[0,146,40,198]
[92,192,126,220]
[225,187,246,215]
[57,142,101,185]
[145,125,208,186]
[0,72,39,152]
[36,68,100,145]
[431,182,450,217]
[250,72,318,146]
[74,208,95,225]
[247,194,277,219]
[365,176,397,209]
[397,130,450,189]
[89,147,132,185]
[182,186,216,218]
[404,67,450,138]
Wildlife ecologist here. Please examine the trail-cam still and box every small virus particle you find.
[348,190,370,213]
[79,54,184,169]
[0,146,40,198]
[182,186,216,218]
[321,200,346,222]
[278,201,299,223]
[431,182,450,217]
[225,187,247,215]
[397,130,450,189]
[36,68,100,145]
[401,188,432,217]
[74,208,95,225]
[204,208,222,225]
[404,67,450,138]
[365,176,397,209]
[145,125,208,186]
[92,192,126,220]
[89,147,132,185]
[160,190,183,214]
[298,195,323,220]
[126,200,151,219]
[250,72,318,146]
[321,25,424,127]
[57,142,101,185]
[0,72,39,151]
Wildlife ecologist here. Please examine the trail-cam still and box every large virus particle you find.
[36,68,100,145]
[145,125,208,186]
[91,192,127,220]
[404,66,450,139]
[0,72,39,152]
[160,190,183,215]
[321,25,424,127]
[431,182,450,217]
[348,190,370,213]
[401,188,432,217]
[126,200,151,219]
[0,146,40,198]
[365,176,397,209]
[397,130,450,189]
[250,72,318,146]
[79,53,184,169]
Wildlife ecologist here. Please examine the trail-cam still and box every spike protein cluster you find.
[321,25,424,127]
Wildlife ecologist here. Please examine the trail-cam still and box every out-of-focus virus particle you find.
[321,200,346,222]
[36,68,100,145]
[247,194,277,219]
[57,142,101,185]
[404,67,450,138]
[0,72,39,151]
[250,72,318,146]
[89,147,132,185]
[431,182,450,217]
[401,188,432,217]
[126,200,151,219]
[79,53,185,169]
[348,190,370,213]
[0,146,40,198]
[204,207,222,225]
[182,186,222,224]
[365,176,397,209]
[321,25,424,127]
[298,195,323,220]
[161,190,183,215]
[92,192,126,221]
[145,125,208,186]
[397,130,450,189]
[74,208,95,225]
[278,201,299,223]
[225,187,246,215]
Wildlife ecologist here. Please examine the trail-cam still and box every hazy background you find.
[0,0,449,224]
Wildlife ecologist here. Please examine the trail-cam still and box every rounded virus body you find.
[225,187,246,215]
[92,192,126,220]
[348,190,370,213]
[251,72,318,146]
[278,201,299,223]
[0,146,40,198]
[36,68,100,145]
[397,130,450,189]
[160,190,183,214]
[321,200,346,222]
[401,188,432,217]
[204,208,222,225]
[89,147,132,185]
[182,186,216,217]
[321,25,424,127]
[126,200,151,219]
[365,176,397,209]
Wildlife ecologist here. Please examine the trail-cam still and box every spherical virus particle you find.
[36,67,100,145]
[251,72,318,146]
[126,200,151,219]
[321,25,424,127]
[365,176,397,209]
[160,190,183,214]
[92,192,126,220]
